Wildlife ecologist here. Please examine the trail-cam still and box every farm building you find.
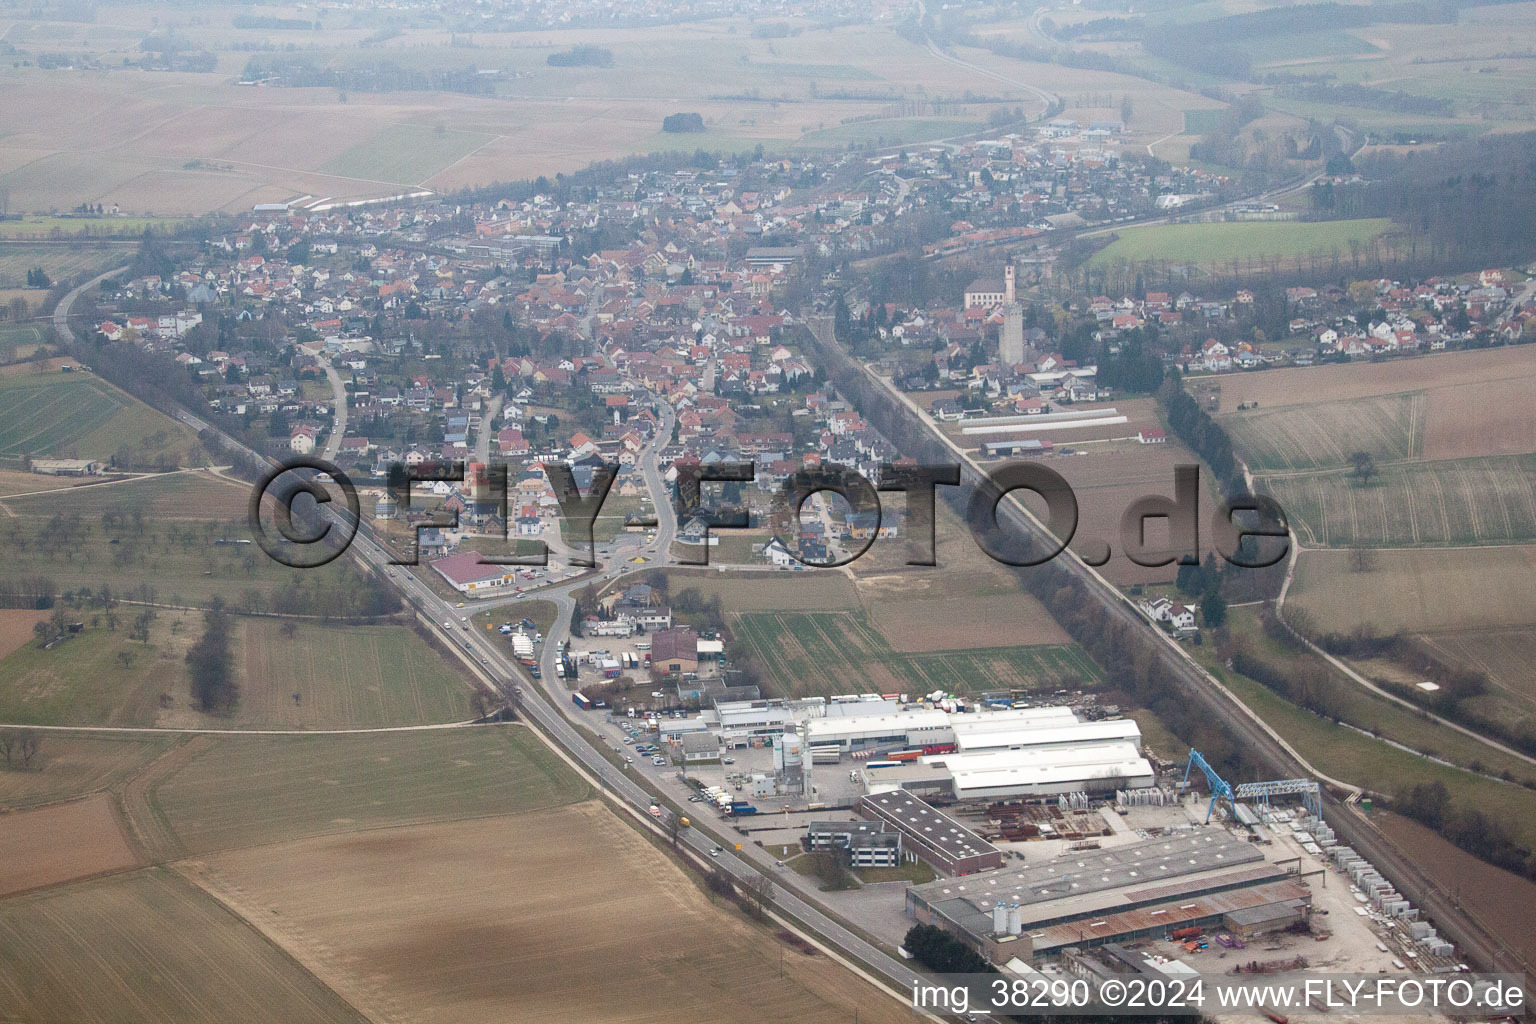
[30,459,102,476]
[648,627,700,678]
[859,792,1003,876]
[980,439,1053,458]
[905,830,1311,961]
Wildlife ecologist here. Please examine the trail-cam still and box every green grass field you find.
[0,613,480,731]
[0,617,196,727]
[0,241,131,289]
[233,619,474,729]
[1257,454,1536,547]
[0,322,49,359]
[0,520,325,606]
[730,609,1100,698]
[319,123,495,185]
[0,216,189,239]
[1223,392,1425,472]
[1235,29,1378,64]
[1088,218,1394,269]
[150,727,590,856]
[0,869,368,1024]
[1181,108,1226,133]
[0,369,198,465]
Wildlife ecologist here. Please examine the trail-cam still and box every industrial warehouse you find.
[591,686,1473,983]
[904,831,1312,959]
[808,703,1155,802]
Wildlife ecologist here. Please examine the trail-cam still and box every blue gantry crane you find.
[1181,748,1235,824]
[1233,778,1322,820]
[1181,749,1324,824]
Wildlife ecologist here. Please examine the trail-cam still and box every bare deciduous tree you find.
[743,873,774,920]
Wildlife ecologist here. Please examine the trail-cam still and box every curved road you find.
[53,265,129,346]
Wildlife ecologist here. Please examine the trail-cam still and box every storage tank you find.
[773,732,803,773]
[1007,906,1023,936]
[993,905,1009,935]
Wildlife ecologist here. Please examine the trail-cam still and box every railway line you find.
[799,314,1527,980]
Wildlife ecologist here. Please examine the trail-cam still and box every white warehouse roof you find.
[953,707,1079,731]
[804,709,951,744]
[951,718,1141,753]
[948,755,1154,800]
[922,740,1144,772]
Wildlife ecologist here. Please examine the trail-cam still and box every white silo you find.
[992,904,1009,935]
[1007,906,1023,936]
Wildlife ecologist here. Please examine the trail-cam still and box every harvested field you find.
[1287,545,1536,633]
[0,794,140,897]
[0,868,368,1024]
[1259,455,1536,547]
[1051,443,1226,585]
[0,608,46,659]
[149,727,589,856]
[188,801,914,1024]
[867,594,1070,652]
[1422,374,1536,459]
[731,609,1099,698]
[1223,392,1425,472]
[1203,345,1536,414]
[1374,810,1536,971]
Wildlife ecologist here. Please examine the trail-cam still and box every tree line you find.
[186,599,236,715]
[1321,131,1536,269]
